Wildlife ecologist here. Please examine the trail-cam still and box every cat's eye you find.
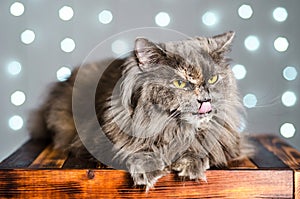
[208,75,218,84]
[173,80,187,88]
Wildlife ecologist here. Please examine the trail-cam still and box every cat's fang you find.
[198,101,212,114]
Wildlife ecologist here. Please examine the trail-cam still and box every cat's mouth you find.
[192,100,212,116]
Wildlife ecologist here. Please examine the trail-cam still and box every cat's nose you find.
[197,98,211,104]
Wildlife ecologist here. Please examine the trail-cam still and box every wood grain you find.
[296,171,300,199]
[249,136,288,168]
[0,135,298,198]
[256,134,300,169]
[0,139,49,168]
[227,157,258,169]
[0,169,293,199]
[62,154,101,169]
[29,144,68,168]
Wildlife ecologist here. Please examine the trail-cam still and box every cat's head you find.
[121,31,243,133]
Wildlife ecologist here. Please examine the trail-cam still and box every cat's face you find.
[123,31,241,131]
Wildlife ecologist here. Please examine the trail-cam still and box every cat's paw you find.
[131,169,169,192]
[172,154,209,181]
[126,152,168,192]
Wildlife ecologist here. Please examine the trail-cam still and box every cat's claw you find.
[172,154,209,181]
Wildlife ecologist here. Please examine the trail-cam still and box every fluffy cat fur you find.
[28,31,251,191]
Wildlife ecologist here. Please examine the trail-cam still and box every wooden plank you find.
[0,169,293,198]
[62,154,102,169]
[296,171,300,199]
[256,134,300,170]
[29,144,68,168]
[249,136,288,168]
[227,157,258,169]
[0,139,50,168]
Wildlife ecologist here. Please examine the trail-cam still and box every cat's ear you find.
[198,31,235,62]
[134,38,165,69]
[208,31,235,54]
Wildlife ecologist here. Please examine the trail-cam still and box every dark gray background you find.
[1,0,299,161]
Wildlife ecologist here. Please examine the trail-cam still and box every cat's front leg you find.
[126,152,169,191]
[172,152,210,181]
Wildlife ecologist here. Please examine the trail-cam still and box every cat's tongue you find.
[198,101,212,114]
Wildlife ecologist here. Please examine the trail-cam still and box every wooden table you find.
[0,134,299,198]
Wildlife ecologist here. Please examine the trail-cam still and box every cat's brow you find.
[176,68,202,85]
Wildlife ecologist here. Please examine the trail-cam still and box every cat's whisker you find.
[250,95,281,108]
[218,95,282,108]
[169,110,181,118]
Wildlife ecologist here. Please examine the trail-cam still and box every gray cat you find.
[28,31,251,191]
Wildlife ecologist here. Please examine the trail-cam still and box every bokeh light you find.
[21,29,35,44]
[281,91,297,107]
[244,35,260,51]
[59,6,74,21]
[238,4,253,19]
[56,66,71,81]
[10,2,25,17]
[8,115,23,131]
[232,64,247,80]
[7,61,22,75]
[283,66,297,81]
[280,123,296,138]
[202,11,217,26]
[155,12,171,27]
[10,91,26,106]
[243,93,257,108]
[111,40,130,56]
[60,38,76,53]
[98,10,113,24]
[274,37,289,52]
[273,7,288,22]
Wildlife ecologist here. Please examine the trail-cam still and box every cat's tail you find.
[27,107,51,140]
